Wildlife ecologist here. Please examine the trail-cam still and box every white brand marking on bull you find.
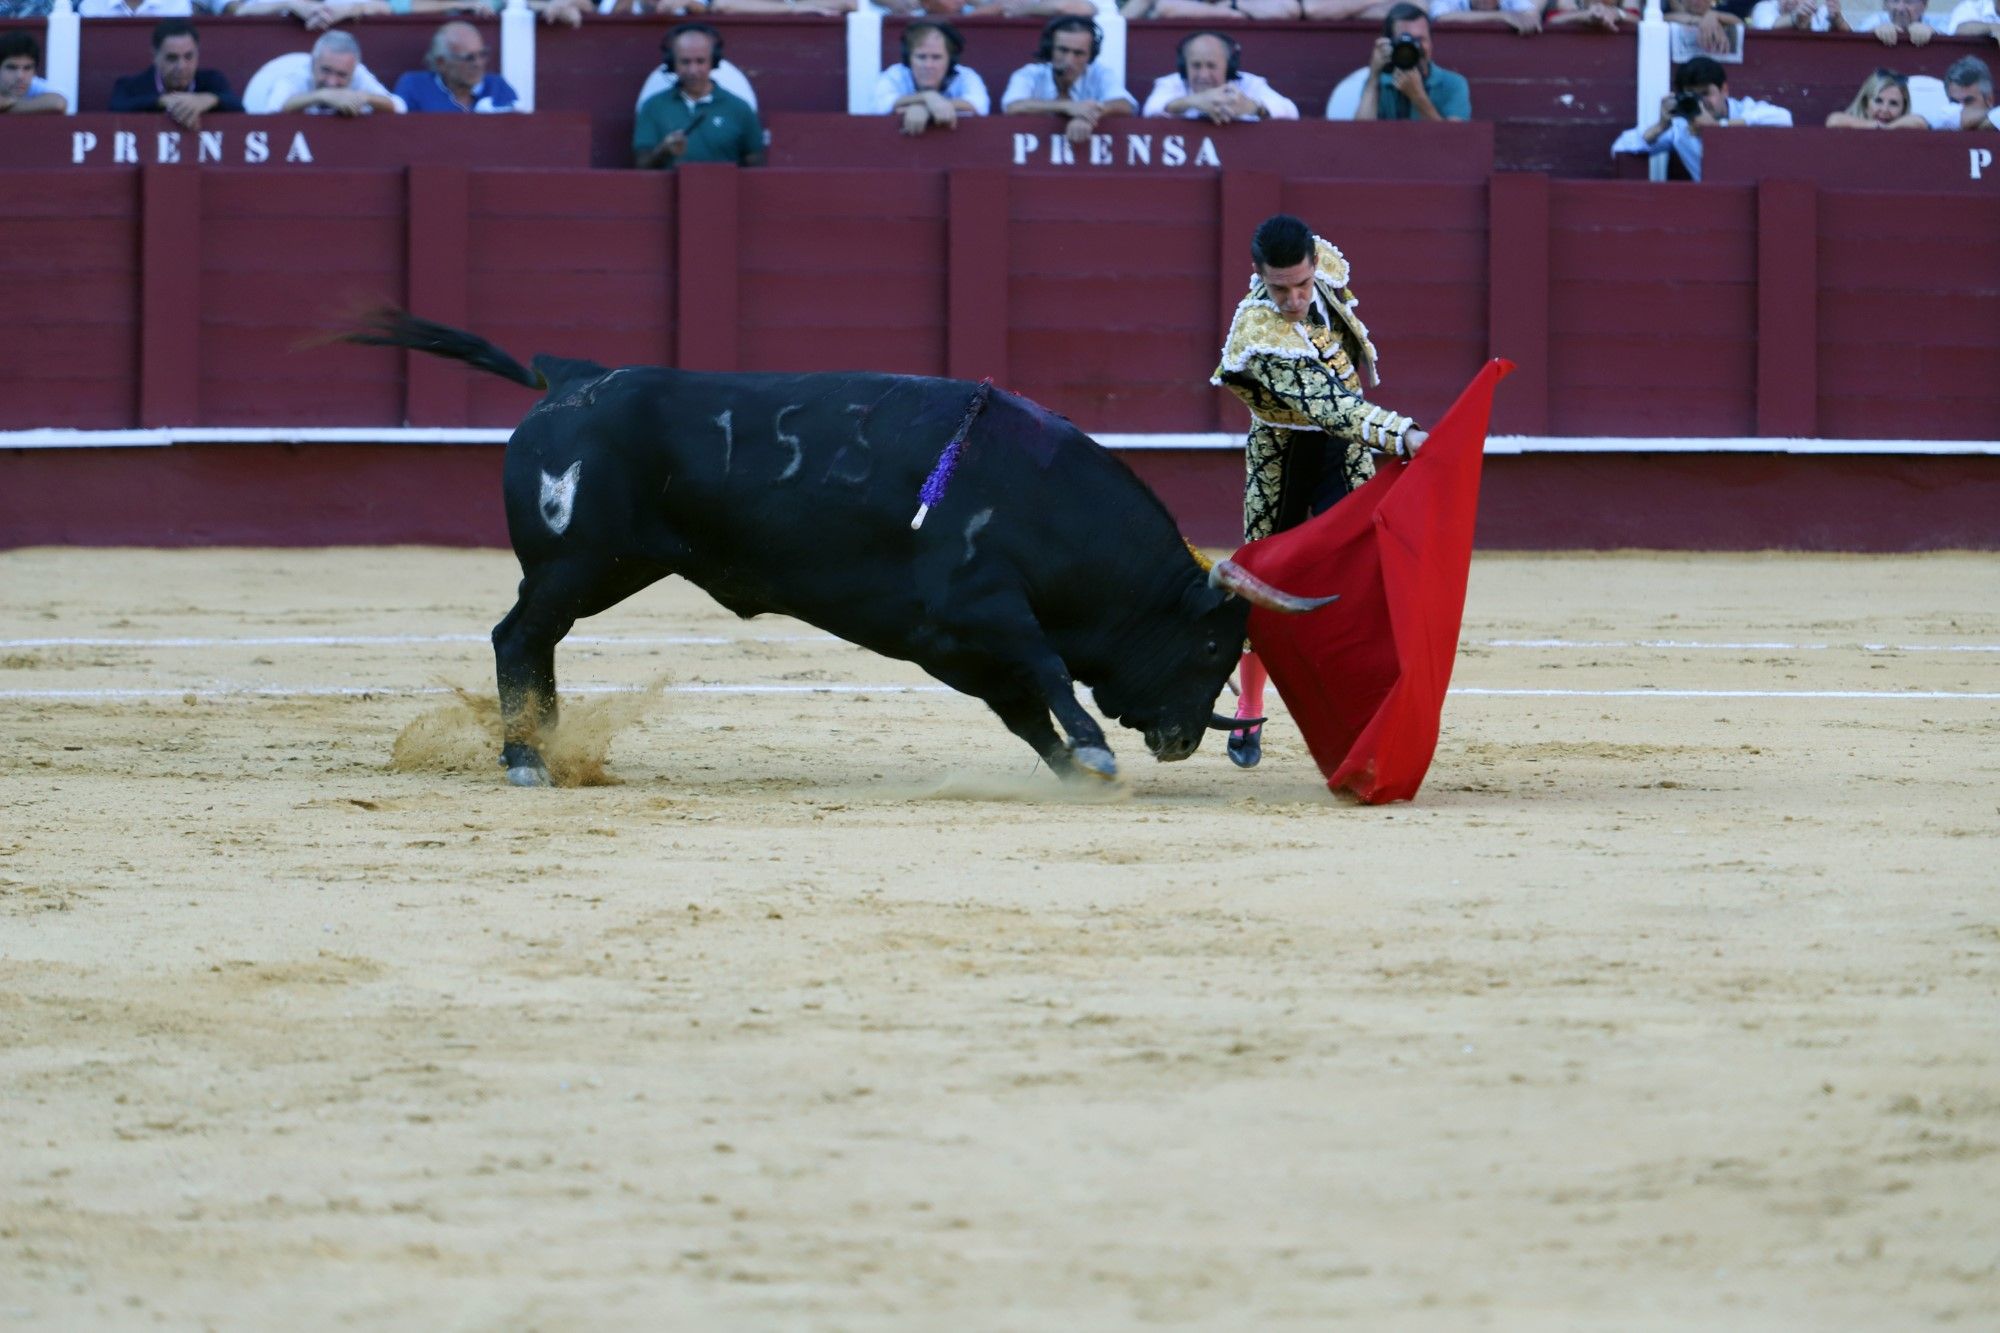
[539,461,581,535]
[713,408,734,475]
[961,508,993,565]
[773,405,804,482]
[826,405,875,485]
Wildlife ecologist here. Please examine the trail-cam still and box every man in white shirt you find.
[1927,55,1996,128]
[1610,55,1792,180]
[252,32,404,114]
[0,31,67,113]
[873,21,991,135]
[1429,0,1543,34]
[1946,0,1999,35]
[1840,0,1949,45]
[1002,16,1135,145]
[78,0,192,15]
[1142,31,1298,122]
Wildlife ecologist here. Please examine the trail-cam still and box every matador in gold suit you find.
[1210,221,1426,767]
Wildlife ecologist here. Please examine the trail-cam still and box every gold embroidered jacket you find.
[1210,238,1418,541]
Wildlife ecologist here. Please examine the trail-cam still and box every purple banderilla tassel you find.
[910,378,993,530]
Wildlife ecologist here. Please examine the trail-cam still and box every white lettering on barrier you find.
[997,130,1219,170]
[1012,132,1038,165]
[1193,137,1220,167]
[1089,133,1113,166]
[1974,148,1993,182]
[1162,134,1186,167]
[63,127,303,165]
[1126,134,1150,165]
[1049,136,1074,165]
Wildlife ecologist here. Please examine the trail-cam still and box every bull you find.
[347,311,1333,786]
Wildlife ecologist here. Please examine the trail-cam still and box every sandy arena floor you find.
[1,547,1996,1330]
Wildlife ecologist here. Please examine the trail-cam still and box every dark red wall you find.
[7,162,1993,440]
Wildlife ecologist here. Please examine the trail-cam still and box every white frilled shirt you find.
[871,63,991,115]
[1000,60,1133,111]
[1141,71,1298,120]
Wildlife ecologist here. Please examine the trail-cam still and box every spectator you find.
[1611,54,1791,180]
[1838,0,1946,45]
[1946,0,1999,38]
[1301,0,1395,19]
[881,0,1092,14]
[1928,54,1996,128]
[634,28,758,113]
[394,21,518,111]
[1665,0,1743,54]
[873,21,990,136]
[1354,4,1470,121]
[1825,67,1926,127]
[1001,17,1136,145]
[221,0,388,28]
[634,23,764,168]
[1748,0,1832,31]
[80,0,192,16]
[249,31,405,114]
[109,20,243,125]
[707,0,852,13]
[1430,0,1542,35]
[1122,0,1298,18]
[0,0,54,14]
[1545,0,1641,30]
[1142,31,1299,121]
[0,31,67,114]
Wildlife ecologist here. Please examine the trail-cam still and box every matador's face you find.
[1257,256,1318,324]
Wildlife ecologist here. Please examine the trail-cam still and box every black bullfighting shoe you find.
[1227,720,1263,769]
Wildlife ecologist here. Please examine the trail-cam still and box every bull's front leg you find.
[1022,655,1118,780]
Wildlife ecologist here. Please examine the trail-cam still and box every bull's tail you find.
[344,308,546,391]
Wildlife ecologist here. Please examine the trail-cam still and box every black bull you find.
[348,311,1332,786]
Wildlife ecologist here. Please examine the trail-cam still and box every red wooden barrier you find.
[2,164,1995,439]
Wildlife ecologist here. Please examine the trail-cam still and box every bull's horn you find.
[1208,713,1264,731]
[1208,559,1339,614]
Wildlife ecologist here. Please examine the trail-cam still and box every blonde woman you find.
[1825,67,1928,128]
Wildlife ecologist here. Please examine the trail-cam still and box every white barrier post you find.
[846,5,884,115]
[46,0,80,117]
[1097,5,1127,101]
[501,0,536,112]
[1637,0,1671,181]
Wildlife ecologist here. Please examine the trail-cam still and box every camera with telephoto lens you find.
[1672,90,1704,119]
[1389,33,1424,71]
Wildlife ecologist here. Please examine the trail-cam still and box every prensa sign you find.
[1011,131,1222,169]
[70,128,316,166]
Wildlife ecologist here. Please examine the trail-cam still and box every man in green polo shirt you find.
[634,23,765,169]
[1355,4,1472,122]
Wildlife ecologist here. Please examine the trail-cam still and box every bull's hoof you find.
[1068,744,1119,781]
[505,761,553,788]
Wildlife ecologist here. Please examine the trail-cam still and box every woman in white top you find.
[1825,67,1927,128]
[873,20,990,135]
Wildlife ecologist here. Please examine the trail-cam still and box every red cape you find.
[1231,360,1512,804]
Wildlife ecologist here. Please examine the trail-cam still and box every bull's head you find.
[1089,558,1335,763]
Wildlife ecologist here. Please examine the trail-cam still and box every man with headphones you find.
[1001,16,1135,144]
[1210,213,1429,768]
[1141,31,1298,121]
[872,20,990,135]
[635,22,765,168]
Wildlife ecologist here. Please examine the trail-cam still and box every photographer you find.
[1611,55,1791,180]
[1354,4,1471,122]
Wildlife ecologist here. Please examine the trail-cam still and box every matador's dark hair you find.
[1250,214,1314,271]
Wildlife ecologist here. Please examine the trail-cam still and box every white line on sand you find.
[3,684,1995,703]
[3,633,1994,654]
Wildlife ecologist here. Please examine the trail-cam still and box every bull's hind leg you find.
[492,555,664,787]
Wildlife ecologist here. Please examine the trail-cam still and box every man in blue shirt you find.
[393,21,518,113]
[1355,3,1472,122]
